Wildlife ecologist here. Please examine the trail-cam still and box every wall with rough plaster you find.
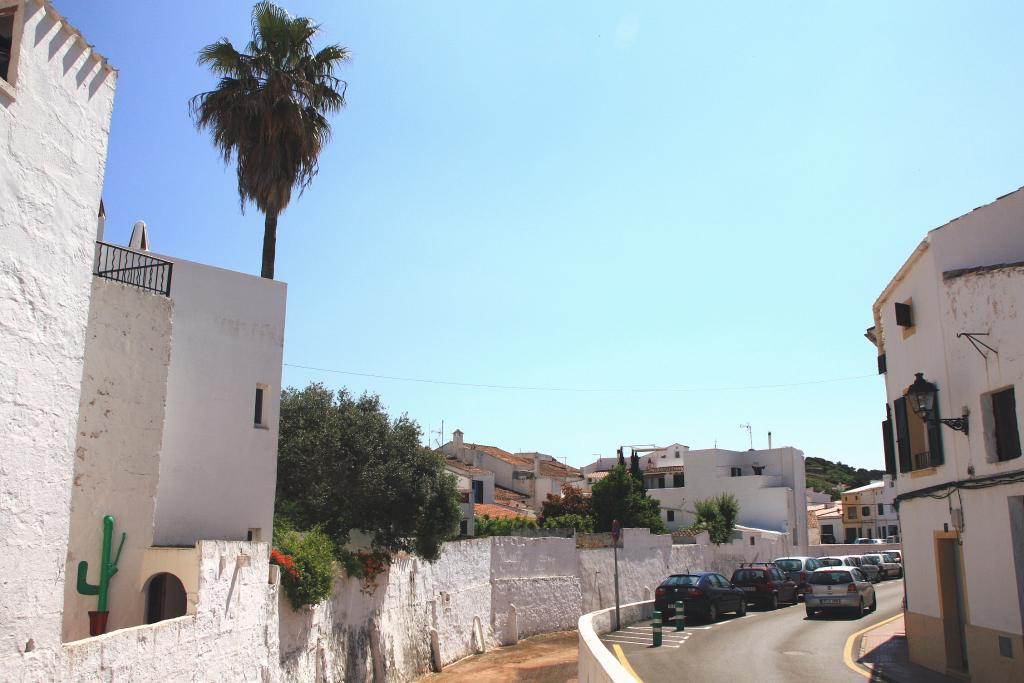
[0,0,116,676]
[62,541,279,682]
[63,278,173,642]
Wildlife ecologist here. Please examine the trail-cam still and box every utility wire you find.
[283,363,876,394]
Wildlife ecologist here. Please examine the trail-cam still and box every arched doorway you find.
[145,572,187,624]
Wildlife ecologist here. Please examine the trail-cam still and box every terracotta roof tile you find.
[474,503,536,520]
[443,456,490,476]
[465,443,531,466]
[538,460,581,478]
[494,486,530,504]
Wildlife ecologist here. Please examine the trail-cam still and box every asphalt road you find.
[602,579,905,683]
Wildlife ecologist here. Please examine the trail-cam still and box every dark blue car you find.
[654,571,747,623]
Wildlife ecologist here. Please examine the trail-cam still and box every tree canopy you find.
[538,484,592,526]
[692,493,741,545]
[275,383,461,561]
[590,465,666,534]
[191,1,349,279]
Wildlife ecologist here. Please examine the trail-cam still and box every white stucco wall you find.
[0,0,116,674]
[151,256,287,546]
[63,278,173,641]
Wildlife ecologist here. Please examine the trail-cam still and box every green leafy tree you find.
[191,2,350,279]
[275,383,461,561]
[590,465,666,534]
[473,515,538,537]
[538,484,592,526]
[273,526,336,609]
[542,514,594,532]
[692,493,741,545]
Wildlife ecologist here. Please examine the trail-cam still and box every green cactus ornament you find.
[76,515,126,612]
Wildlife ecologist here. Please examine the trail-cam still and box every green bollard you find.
[652,610,663,647]
[675,600,685,631]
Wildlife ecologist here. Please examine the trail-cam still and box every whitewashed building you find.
[869,188,1024,680]
[645,446,808,548]
[62,229,287,641]
[0,0,117,673]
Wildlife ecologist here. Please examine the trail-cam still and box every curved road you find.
[603,580,904,682]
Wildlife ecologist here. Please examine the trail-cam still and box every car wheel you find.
[708,602,718,623]
[770,593,779,610]
[856,598,866,618]
[805,605,815,619]
[737,600,746,617]
[870,594,877,612]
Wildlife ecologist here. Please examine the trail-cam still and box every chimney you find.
[453,429,463,449]
[129,220,149,251]
[533,455,541,478]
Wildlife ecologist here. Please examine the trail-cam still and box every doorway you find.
[935,538,968,673]
[145,572,187,624]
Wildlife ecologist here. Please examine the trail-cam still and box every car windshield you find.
[774,559,802,571]
[882,553,900,562]
[818,558,842,566]
[662,575,701,587]
[810,570,853,585]
[732,569,765,583]
[862,555,882,565]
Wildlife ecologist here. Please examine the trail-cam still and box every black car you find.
[654,572,747,623]
[729,563,799,609]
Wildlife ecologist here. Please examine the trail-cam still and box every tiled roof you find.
[443,456,490,476]
[465,443,531,466]
[474,503,536,520]
[538,459,581,478]
[644,465,686,475]
[494,486,530,504]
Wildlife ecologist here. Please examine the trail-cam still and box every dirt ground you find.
[418,630,579,683]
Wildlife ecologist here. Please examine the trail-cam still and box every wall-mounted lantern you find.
[906,372,969,435]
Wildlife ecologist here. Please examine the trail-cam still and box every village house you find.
[869,187,1024,680]
[840,476,900,543]
[643,446,808,548]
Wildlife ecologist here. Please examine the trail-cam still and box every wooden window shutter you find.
[927,399,945,467]
[882,404,896,476]
[894,398,912,473]
[895,302,913,327]
[877,354,887,374]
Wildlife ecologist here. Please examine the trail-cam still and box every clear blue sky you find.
[60,1,1024,470]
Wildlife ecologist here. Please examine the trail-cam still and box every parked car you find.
[884,549,903,564]
[885,535,901,544]
[881,551,904,578]
[855,538,885,544]
[805,566,877,618]
[654,572,747,623]
[772,557,823,596]
[818,555,878,581]
[730,563,798,609]
[846,555,881,583]
[861,553,901,580]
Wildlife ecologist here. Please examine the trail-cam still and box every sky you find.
[58,1,1024,470]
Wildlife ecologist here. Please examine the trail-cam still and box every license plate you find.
[742,586,755,592]
[820,599,841,605]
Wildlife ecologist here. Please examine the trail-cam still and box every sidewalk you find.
[856,614,961,683]
[418,630,578,683]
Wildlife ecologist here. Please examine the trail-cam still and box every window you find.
[821,524,833,536]
[674,450,680,459]
[894,396,942,471]
[847,508,857,519]
[254,384,267,427]
[992,387,1021,462]
[862,506,870,517]
[752,465,765,475]
[895,301,914,328]
[750,536,755,546]
[0,3,19,87]
[730,467,742,477]
[247,528,262,542]
[667,510,675,522]
[673,473,685,488]
[472,479,483,504]
[877,504,884,516]
[658,476,665,489]
[460,520,468,536]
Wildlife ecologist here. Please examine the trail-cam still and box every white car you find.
[805,567,876,618]
[854,538,885,545]
[861,553,900,579]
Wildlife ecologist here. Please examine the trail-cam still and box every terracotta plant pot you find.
[88,610,109,636]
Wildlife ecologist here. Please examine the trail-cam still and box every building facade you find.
[870,188,1024,680]
[840,477,900,543]
[645,446,808,548]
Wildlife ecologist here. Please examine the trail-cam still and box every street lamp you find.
[905,372,969,435]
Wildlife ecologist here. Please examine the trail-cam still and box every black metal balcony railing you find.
[94,241,173,297]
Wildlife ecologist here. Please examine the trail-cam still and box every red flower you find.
[271,548,301,579]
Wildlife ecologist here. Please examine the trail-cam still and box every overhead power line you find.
[283,363,876,394]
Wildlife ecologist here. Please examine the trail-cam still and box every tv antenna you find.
[739,423,753,450]
[430,419,444,449]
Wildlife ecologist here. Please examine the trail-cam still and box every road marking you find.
[842,613,903,679]
[613,644,644,682]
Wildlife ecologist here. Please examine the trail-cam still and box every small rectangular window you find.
[862,506,870,516]
[895,301,914,327]
[674,450,680,458]
[993,387,1021,462]
[0,7,16,84]
[848,508,857,519]
[730,467,742,477]
[878,504,884,515]
[667,510,675,522]
[254,384,267,427]
[673,473,685,488]
[247,528,262,542]
[658,476,665,488]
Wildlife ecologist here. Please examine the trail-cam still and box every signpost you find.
[612,519,621,631]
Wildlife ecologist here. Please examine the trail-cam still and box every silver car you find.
[861,552,900,579]
[805,567,876,618]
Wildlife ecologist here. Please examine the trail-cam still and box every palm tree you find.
[191,2,349,279]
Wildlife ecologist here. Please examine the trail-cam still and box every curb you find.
[842,613,904,681]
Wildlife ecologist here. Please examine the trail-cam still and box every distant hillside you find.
[805,457,885,500]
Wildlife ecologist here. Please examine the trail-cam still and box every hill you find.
[805,456,885,500]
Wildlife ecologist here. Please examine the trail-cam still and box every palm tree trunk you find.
[261,210,278,279]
